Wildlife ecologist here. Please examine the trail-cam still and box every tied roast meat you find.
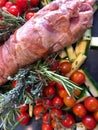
[0,0,95,85]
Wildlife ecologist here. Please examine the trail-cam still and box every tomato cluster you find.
[12,59,98,129]
[0,0,40,20]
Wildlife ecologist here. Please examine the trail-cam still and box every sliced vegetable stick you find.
[29,104,33,117]
[66,45,76,62]
[66,53,87,77]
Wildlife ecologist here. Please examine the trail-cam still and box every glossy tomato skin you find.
[26,12,34,20]
[17,113,30,125]
[72,103,87,118]
[34,105,44,117]
[20,104,28,113]
[93,111,98,121]
[12,80,17,88]
[82,115,97,130]
[16,0,28,11]
[5,1,14,9]
[30,0,40,6]
[43,98,53,110]
[61,114,75,128]
[63,96,76,107]
[44,85,56,98]
[8,5,21,16]
[58,89,68,98]
[50,108,63,119]
[0,0,6,7]
[59,61,72,74]
[52,96,64,108]
[84,96,98,112]
[56,82,64,90]
[42,112,51,123]
[42,123,53,130]
[70,71,85,85]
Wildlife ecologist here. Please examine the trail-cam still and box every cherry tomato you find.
[56,82,65,89]
[73,88,81,97]
[12,80,17,88]
[51,119,61,129]
[50,60,59,71]
[34,105,44,117]
[93,111,98,122]
[52,96,64,108]
[16,0,28,11]
[43,98,53,110]
[5,1,14,9]
[72,103,87,118]
[50,108,63,119]
[30,0,40,6]
[63,96,76,107]
[42,112,51,123]
[84,96,98,112]
[26,12,34,20]
[59,61,72,74]
[20,104,28,113]
[61,113,75,128]
[82,115,97,130]
[17,112,30,125]
[70,71,85,85]
[0,0,6,8]
[42,123,53,130]
[8,5,21,16]
[44,85,56,98]
[58,89,68,98]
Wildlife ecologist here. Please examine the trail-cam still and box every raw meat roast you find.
[0,0,95,85]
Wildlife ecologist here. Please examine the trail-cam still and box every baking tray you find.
[15,9,98,130]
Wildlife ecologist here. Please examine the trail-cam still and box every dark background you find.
[16,9,98,130]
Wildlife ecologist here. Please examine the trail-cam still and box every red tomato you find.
[26,12,34,20]
[8,5,21,16]
[44,85,56,98]
[43,98,53,110]
[63,96,76,107]
[52,96,64,108]
[30,0,40,6]
[34,105,44,117]
[56,82,65,89]
[82,115,97,130]
[16,0,28,11]
[42,123,53,130]
[5,1,14,9]
[17,112,30,125]
[70,71,85,85]
[20,104,28,113]
[72,103,87,118]
[73,88,81,97]
[58,89,68,98]
[42,112,51,123]
[51,120,61,129]
[50,108,63,119]
[50,60,59,71]
[61,113,75,128]
[84,96,98,112]
[12,80,17,88]
[93,111,98,122]
[0,0,6,8]
[59,61,72,74]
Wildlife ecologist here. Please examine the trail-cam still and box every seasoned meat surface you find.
[0,0,95,85]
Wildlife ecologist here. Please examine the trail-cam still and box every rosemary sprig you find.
[36,66,83,96]
[0,10,25,43]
